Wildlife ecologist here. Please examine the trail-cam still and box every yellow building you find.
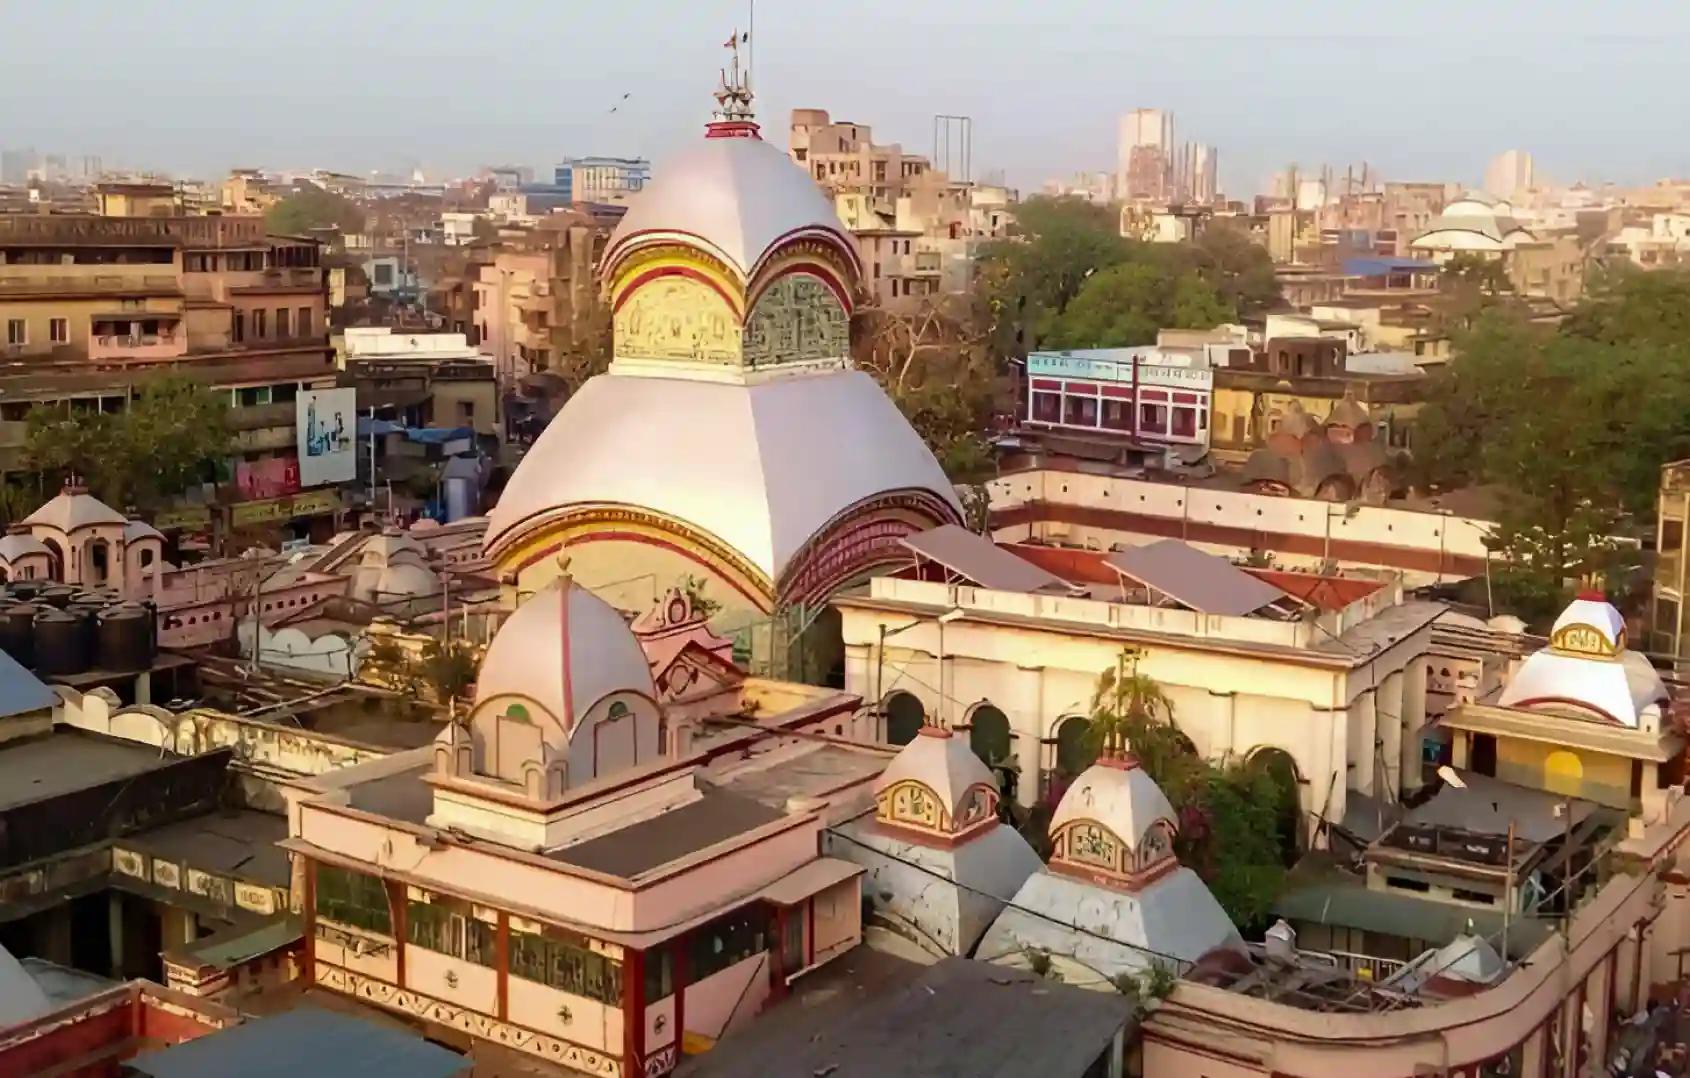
[1441,593,1684,820]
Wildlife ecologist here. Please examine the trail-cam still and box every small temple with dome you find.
[1438,591,1685,822]
[976,740,1247,986]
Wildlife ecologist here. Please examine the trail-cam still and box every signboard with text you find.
[1027,351,1213,391]
[296,388,358,487]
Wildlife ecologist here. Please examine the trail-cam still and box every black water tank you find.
[8,581,41,603]
[0,603,34,668]
[38,585,76,609]
[97,606,153,672]
[34,608,90,675]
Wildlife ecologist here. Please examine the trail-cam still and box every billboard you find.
[296,388,358,487]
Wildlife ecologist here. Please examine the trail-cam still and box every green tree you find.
[1046,263,1234,349]
[1562,265,1690,346]
[25,374,232,510]
[1178,221,1281,315]
[265,184,366,236]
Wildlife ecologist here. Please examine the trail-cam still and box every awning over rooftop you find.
[900,524,1075,594]
[1104,539,1290,616]
[761,856,864,906]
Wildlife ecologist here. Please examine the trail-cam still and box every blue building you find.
[551,156,650,202]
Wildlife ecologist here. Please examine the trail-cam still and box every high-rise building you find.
[552,156,650,204]
[1118,109,1174,201]
[1169,142,1219,204]
[1484,149,1535,200]
[0,149,35,187]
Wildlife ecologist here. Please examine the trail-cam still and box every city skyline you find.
[2,0,1687,196]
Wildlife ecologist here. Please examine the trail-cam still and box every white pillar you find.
[1377,669,1405,801]
[1010,665,1045,809]
[1399,656,1428,796]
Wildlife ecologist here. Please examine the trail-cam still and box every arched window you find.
[968,704,1012,766]
[139,548,155,568]
[883,691,924,746]
[1055,715,1092,778]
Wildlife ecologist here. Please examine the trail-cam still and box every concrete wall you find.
[989,468,1492,586]
[683,951,770,1042]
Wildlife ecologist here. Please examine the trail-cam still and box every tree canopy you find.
[265,184,365,236]
[24,375,232,513]
[1413,270,1690,623]
[978,196,1278,357]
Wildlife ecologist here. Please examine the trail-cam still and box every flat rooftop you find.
[122,809,291,887]
[681,951,1133,1078]
[551,789,785,878]
[0,730,176,812]
[717,744,889,810]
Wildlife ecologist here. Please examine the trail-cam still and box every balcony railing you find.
[0,273,180,296]
[88,333,188,361]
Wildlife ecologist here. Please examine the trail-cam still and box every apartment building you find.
[472,215,606,384]
[0,214,334,476]
[790,109,1013,307]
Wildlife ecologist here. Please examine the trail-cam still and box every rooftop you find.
[0,730,175,813]
[127,1005,468,1078]
[680,951,1133,1078]
[714,743,890,809]
[551,788,785,878]
[120,810,291,888]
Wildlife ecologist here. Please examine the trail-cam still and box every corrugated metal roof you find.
[1104,539,1288,616]
[0,650,53,719]
[900,524,1073,594]
[126,1007,468,1078]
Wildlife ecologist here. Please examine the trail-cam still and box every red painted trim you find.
[624,946,646,1075]
[389,879,408,987]
[1030,379,1063,391]
[673,936,688,1049]
[611,264,743,318]
[746,261,854,317]
[496,912,510,1021]
[750,224,863,280]
[511,530,771,612]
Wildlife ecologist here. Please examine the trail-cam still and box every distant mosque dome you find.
[483,76,959,620]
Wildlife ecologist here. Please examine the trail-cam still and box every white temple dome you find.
[1498,593,1667,729]
[1049,752,1177,852]
[875,725,999,833]
[604,135,858,282]
[484,370,961,586]
[473,577,658,736]
[22,484,125,532]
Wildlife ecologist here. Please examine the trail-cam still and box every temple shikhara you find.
[481,48,959,656]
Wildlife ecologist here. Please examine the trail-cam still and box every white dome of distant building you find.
[122,520,163,545]
[604,135,859,283]
[22,483,125,533]
[0,529,50,563]
[1498,592,1668,729]
[1411,193,1536,254]
[472,577,658,737]
[349,529,437,605]
[0,943,51,1026]
[874,725,1000,838]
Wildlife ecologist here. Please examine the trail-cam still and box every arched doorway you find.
[968,704,1011,766]
[1054,715,1092,779]
[1246,747,1304,865]
[41,538,63,582]
[883,691,924,746]
[86,538,111,585]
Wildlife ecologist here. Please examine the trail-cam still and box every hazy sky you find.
[2,0,1686,197]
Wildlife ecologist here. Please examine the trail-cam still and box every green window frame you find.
[406,891,496,967]
[508,922,623,1004]
[314,864,392,936]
